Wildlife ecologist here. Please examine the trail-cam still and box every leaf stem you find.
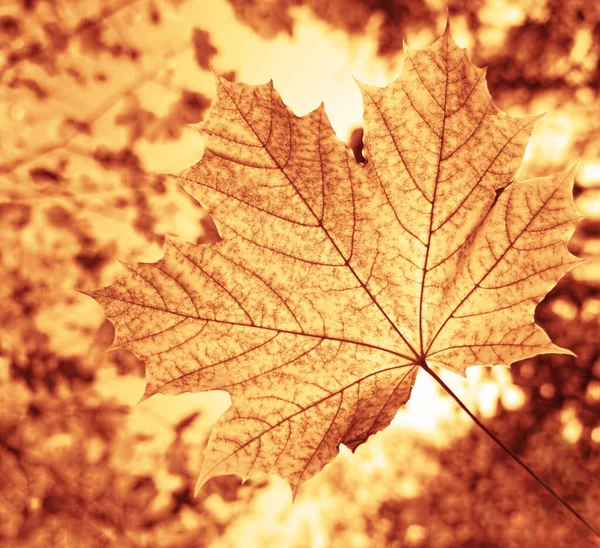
[420,362,599,538]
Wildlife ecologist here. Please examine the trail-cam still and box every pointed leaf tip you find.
[443,13,451,35]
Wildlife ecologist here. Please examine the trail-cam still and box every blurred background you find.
[0,0,599,546]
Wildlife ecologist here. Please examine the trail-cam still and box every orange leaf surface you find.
[87,26,582,496]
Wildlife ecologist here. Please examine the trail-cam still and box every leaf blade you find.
[88,27,584,496]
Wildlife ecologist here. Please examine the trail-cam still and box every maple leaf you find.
[87,26,582,496]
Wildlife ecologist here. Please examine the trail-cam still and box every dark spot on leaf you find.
[75,251,107,272]
[132,476,155,491]
[199,215,221,244]
[9,78,47,99]
[110,347,145,377]
[43,22,69,52]
[93,147,142,172]
[42,495,62,514]
[29,167,62,184]
[45,205,72,227]
[222,70,236,81]
[152,178,167,194]
[192,28,217,70]
[175,412,201,433]
[65,66,86,85]
[8,41,44,67]
[28,403,42,418]
[94,320,115,350]
[63,118,91,134]
[0,203,31,228]
[174,90,211,125]
[492,186,507,207]
[0,16,20,39]
[349,127,366,164]
[149,3,161,24]
[114,197,129,208]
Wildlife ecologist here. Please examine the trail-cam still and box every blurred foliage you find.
[1,0,599,546]
[225,0,600,91]
[0,0,218,294]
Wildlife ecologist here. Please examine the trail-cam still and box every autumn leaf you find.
[87,26,582,497]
